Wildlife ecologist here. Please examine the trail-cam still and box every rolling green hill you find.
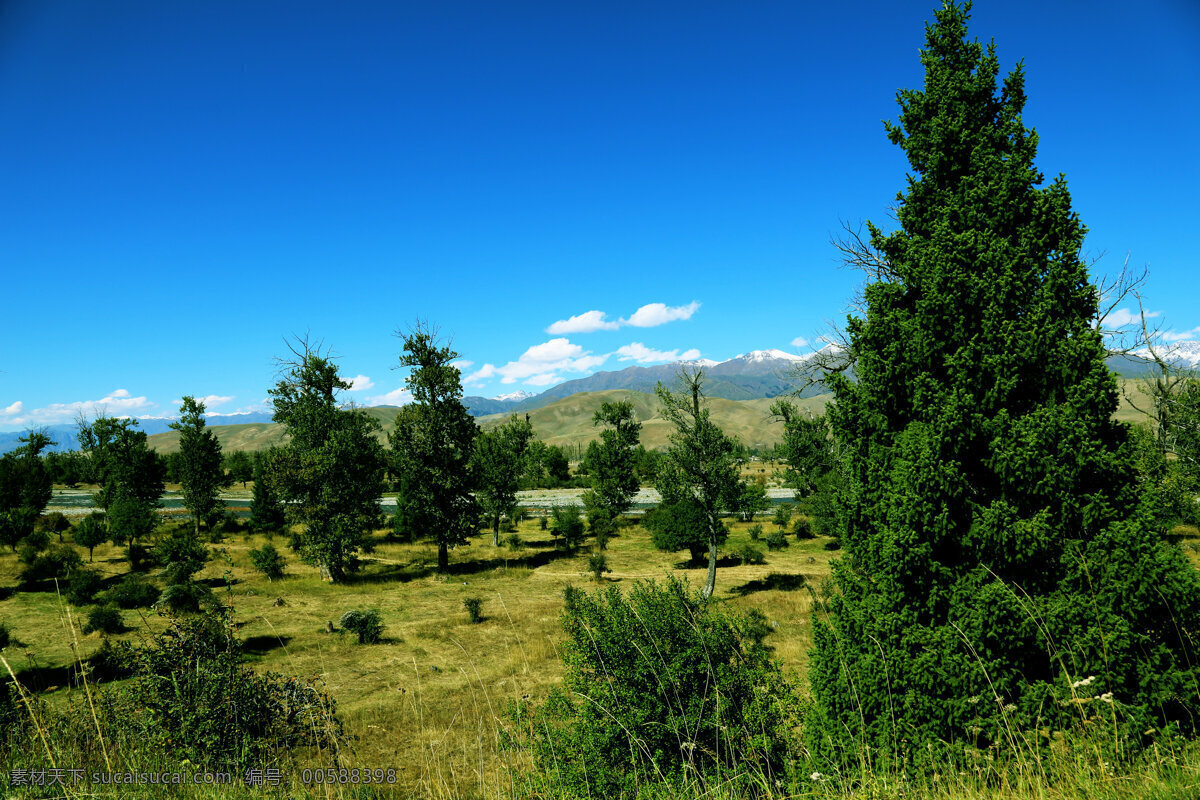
[147,378,1160,456]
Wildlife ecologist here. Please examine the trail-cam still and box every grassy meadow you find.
[3,472,1200,798]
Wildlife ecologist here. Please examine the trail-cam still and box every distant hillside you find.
[514,349,829,410]
[146,392,830,455]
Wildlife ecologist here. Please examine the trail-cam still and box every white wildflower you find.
[1071,676,1096,689]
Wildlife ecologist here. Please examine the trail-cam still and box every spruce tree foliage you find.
[580,401,642,535]
[268,341,387,583]
[808,2,1200,769]
[248,451,288,535]
[389,326,479,573]
[654,370,744,598]
[0,432,56,553]
[472,414,535,546]
[170,397,224,536]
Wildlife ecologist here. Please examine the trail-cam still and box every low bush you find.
[339,609,384,644]
[464,597,484,624]
[19,544,82,585]
[65,568,105,606]
[748,523,763,541]
[102,573,159,609]
[765,530,789,551]
[736,543,766,565]
[83,605,124,635]
[587,551,610,582]
[505,532,524,552]
[249,543,286,580]
[793,516,814,540]
[551,506,586,551]
[514,577,798,797]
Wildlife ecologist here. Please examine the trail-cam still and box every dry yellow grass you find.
[0,511,831,797]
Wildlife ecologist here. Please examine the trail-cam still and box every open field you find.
[3,498,1199,798]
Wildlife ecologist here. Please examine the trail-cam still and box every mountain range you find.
[3,344,1195,454]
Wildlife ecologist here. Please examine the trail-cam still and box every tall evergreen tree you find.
[170,396,224,536]
[389,326,479,572]
[808,1,1200,768]
[268,341,386,582]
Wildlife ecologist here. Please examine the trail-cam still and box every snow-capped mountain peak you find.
[681,357,719,367]
[1132,340,1200,369]
[492,390,535,403]
[729,348,806,363]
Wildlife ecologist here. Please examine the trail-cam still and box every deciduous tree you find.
[654,370,743,598]
[171,397,224,536]
[580,401,641,538]
[473,415,534,546]
[268,340,386,582]
[389,326,478,572]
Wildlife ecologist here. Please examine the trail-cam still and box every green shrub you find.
[793,516,814,539]
[87,638,137,682]
[772,503,794,531]
[504,533,524,552]
[646,499,726,564]
[587,551,610,583]
[83,605,124,635]
[129,612,343,768]
[516,578,797,797]
[538,516,548,531]
[736,543,766,565]
[550,506,586,551]
[103,573,159,609]
[66,568,105,606]
[339,609,384,643]
[765,530,789,551]
[249,543,286,580]
[19,544,82,584]
[156,582,211,613]
[18,529,50,558]
[748,523,763,541]
[463,597,484,624]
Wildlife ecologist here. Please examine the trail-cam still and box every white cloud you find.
[546,310,620,334]
[546,301,700,335]
[623,301,700,328]
[451,359,473,370]
[198,394,235,409]
[1162,326,1200,343]
[346,375,375,392]
[464,364,498,384]
[8,390,156,427]
[363,386,413,406]
[1,401,22,416]
[1104,307,1160,328]
[791,336,810,349]
[616,342,702,363]
[469,338,610,386]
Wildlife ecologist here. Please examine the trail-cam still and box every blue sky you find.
[2,0,1198,431]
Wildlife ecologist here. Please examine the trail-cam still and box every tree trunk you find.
[319,562,333,581]
[703,538,717,599]
[438,542,449,573]
[493,518,500,547]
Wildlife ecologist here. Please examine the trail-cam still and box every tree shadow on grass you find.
[348,547,577,585]
[241,634,292,658]
[729,572,809,597]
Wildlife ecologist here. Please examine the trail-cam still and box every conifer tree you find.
[472,414,534,546]
[808,1,1200,767]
